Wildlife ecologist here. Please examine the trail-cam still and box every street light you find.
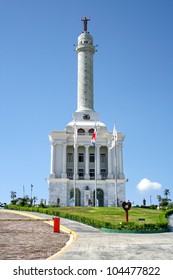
[150,195,152,206]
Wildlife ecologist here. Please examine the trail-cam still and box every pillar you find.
[107,144,113,179]
[118,143,124,179]
[50,141,56,177]
[85,145,90,179]
[74,144,79,180]
[96,145,101,179]
[61,143,67,178]
[76,31,95,112]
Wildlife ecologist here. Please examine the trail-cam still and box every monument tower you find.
[76,17,95,112]
[48,18,126,206]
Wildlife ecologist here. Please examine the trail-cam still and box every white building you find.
[48,18,126,207]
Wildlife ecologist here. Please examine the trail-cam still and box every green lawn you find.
[43,206,168,231]
[5,205,171,231]
[50,206,164,225]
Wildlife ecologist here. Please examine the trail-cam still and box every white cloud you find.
[137,178,162,192]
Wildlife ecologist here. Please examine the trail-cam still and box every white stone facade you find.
[48,20,126,206]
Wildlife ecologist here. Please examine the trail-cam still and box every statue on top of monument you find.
[81,17,90,32]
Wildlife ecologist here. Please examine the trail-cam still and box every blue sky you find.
[0,0,173,206]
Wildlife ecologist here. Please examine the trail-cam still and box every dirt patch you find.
[0,211,69,260]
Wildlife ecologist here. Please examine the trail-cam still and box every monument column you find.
[76,17,95,112]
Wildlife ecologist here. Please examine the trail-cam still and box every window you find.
[79,153,84,162]
[90,153,95,162]
[101,169,107,180]
[78,169,84,179]
[100,154,106,163]
[88,128,94,135]
[83,114,90,120]
[78,128,85,135]
[67,153,73,162]
[89,169,95,180]
[67,169,73,180]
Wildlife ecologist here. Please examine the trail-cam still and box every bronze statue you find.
[81,17,90,32]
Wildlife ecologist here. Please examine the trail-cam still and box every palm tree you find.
[164,189,170,199]
[157,195,162,206]
[18,195,30,206]
[32,196,37,206]
[10,191,17,205]
[10,191,16,200]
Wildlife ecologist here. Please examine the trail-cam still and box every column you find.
[96,145,101,179]
[84,145,90,179]
[119,143,125,179]
[50,141,56,178]
[74,144,79,180]
[61,143,67,178]
[76,31,95,112]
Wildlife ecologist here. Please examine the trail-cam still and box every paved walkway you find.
[21,211,173,260]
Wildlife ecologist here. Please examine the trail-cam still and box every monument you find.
[48,18,126,206]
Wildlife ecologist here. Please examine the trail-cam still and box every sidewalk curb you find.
[101,227,168,234]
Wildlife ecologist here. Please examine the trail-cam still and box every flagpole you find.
[95,143,97,207]
[115,151,117,207]
[23,185,25,198]
[91,122,97,207]
[110,122,118,207]
[114,123,117,207]
[74,146,76,207]
[73,121,77,207]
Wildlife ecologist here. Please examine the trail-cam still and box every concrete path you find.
[20,211,173,260]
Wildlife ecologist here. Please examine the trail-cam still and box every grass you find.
[47,206,166,226]
[5,205,170,231]
[50,206,170,231]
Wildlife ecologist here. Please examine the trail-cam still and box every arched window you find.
[93,188,104,207]
[88,128,94,135]
[78,128,85,135]
[70,188,81,206]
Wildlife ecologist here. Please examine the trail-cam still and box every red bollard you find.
[53,217,60,233]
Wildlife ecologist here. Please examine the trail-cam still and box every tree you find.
[164,189,170,199]
[18,195,30,206]
[32,196,37,206]
[11,191,16,200]
[157,195,162,206]
[157,189,171,207]
[39,199,46,207]
[10,191,18,205]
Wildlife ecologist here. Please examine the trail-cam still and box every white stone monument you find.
[48,18,126,206]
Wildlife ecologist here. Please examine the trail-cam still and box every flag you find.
[110,124,117,149]
[73,122,77,148]
[91,125,97,146]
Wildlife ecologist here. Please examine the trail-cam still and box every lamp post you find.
[23,185,25,198]
[150,195,152,206]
